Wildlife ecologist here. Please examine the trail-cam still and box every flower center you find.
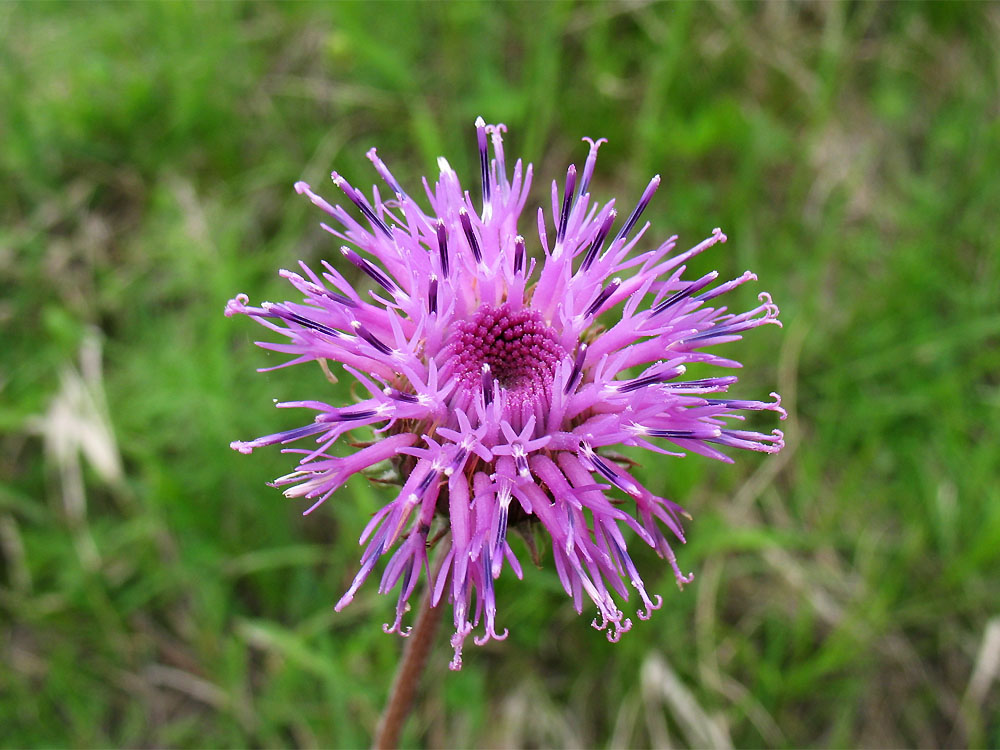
[452,304,565,398]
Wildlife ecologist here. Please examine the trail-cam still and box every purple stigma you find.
[564,343,588,394]
[351,320,393,356]
[340,246,398,294]
[428,275,439,315]
[436,219,450,277]
[513,235,525,276]
[581,209,617,272]
[261,303,344,339]
[476,116,491,214]
[652,271,719,316]
[481,363,494,406]
[557,164,577,243]
[613,175,660,246]
[584,277,621,318]
[331,172,393,239]
[459,209,483,265]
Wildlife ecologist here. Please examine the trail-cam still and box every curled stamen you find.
[224,293,250,317]
[606,615,633,642]
[578,136,607,197]
[449,621,474,671]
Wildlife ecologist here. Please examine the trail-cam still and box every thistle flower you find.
[226,118,785,670]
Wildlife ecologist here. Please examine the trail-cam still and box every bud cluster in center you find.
[450,303,566,402]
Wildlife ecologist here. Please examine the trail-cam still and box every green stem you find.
[373,555,446,749]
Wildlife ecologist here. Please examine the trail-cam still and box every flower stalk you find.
[373,551,447,750]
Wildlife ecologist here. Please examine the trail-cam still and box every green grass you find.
[2,1,998,747]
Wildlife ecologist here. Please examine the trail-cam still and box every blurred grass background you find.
[2,1,998,747]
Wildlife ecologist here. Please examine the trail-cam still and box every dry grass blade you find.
[25,331,124,571]
[641,652,733,750]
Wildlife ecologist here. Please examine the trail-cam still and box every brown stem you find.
[373,553,447,749]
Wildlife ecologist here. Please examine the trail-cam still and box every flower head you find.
[227,118,785,669]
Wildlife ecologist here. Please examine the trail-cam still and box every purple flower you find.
[227,118,785,670]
